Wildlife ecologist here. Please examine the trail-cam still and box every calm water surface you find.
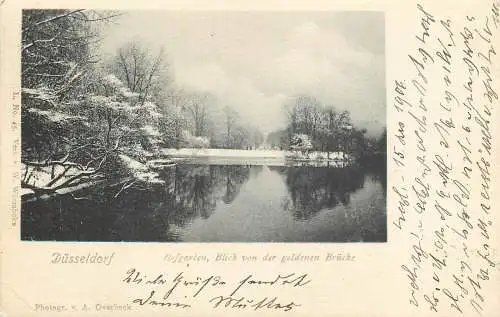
[22,162,387,242]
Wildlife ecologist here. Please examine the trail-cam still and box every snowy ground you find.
[161,148,351,161]
[20,154,164,197]
[286,150,351,161]
[161,148,286,159]
[159,148,353,168]
[20,163,88,196]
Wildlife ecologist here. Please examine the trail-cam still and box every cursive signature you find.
[209,295,301,312]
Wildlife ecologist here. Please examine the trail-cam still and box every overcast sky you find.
[100,11,386,135]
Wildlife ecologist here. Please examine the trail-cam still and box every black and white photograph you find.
[20,9,387,242]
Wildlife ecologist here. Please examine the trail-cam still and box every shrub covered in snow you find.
[290,133,313,155]
[181,130,210,148]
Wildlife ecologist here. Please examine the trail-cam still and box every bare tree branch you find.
[45,166,72,187]
[114,180,137,198]
[141,48,163,102]
[118,50,131,89]
[22,31,63,52]
[22,10,85,32]
[70,11,123,22]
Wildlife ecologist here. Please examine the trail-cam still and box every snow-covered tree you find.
[21,10,177,196]
[21,70,163,193]
[21,10,122,193]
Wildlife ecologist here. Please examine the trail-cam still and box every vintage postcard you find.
[1,0,499,316]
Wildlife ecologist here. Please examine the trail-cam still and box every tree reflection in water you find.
[21,164,254,241]
[269,161,386,242]
[269,166,365,220]
[21,162,385,242]
[160,165,253,226]
[105,164,254,241]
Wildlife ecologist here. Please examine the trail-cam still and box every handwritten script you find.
[393,2,498,315]
[121,268,311,312]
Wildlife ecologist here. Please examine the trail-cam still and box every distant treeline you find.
[267,95,386,159]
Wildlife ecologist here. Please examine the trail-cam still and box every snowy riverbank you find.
[21,149,354,198]
[161,148,285,159]
[161,148,352,161]
[160,148,353,167]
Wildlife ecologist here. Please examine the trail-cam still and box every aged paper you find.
[1,0,499,316]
